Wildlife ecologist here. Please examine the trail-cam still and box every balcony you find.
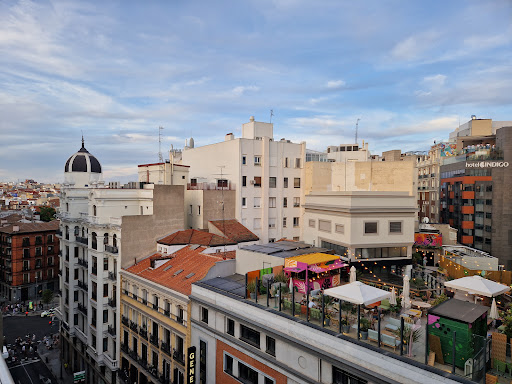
[139,327,148,340]
[107,325,116,337]
[105,245,119,254]
[77,259,88,268]
[56,230,62,237]
[108,272,116,281]
[91,266,98,275]
[142,299,148,305]
[152,303,158,311]
[77,280,88,292]
[172,349,185,366]
[121,343,129,353]
[122,316,129,327]
[77,303,88,316]
[138,357,148,370]
[76,236,88,245]
[150,334,159,348]
[128,349,138,361]
[108,297,116,307]
[129,321,138,332]
[161,342,171,356]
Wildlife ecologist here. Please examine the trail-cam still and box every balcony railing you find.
[76,236,88,245]
[108,272,116,281]
[139,328,148,340]
[129,321,138,332]
[122,316,129,327]
[91,266,97,275]
[172,349,185,366]
[105,245,119,254]
[107,325,116,337]
[77,303,88,316]
[77,259,88,268]
[161,342,171,356]
[56,230,62,237]
[150,334,159,348]
[121,343,129,353]
[128,349,138,361]
[108,298,116,308]
[77,280,88,292]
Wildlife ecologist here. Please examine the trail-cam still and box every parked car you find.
[40,309,55,317]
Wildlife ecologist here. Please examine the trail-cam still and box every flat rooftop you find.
[240,241,331,259]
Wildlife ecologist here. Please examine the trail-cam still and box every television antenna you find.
[158,126,164,162]
[355,118,361,144]
[270,109,274,123]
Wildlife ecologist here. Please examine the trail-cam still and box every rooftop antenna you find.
[158,126,164,162]
[355,118,361,144]
[270,109,274,123]
[215,166,228,258]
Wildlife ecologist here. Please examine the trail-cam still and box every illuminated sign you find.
[187,346,196,383]
[466,161,509,168]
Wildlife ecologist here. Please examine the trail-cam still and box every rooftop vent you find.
[185,273,195,279]
[173,269,184,276]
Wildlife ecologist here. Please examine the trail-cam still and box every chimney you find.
[13,226,19,232]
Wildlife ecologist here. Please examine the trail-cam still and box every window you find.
[269,177,276,188]
[294,178,301,188]
[253,177,261,187]
[200,340,207,384]
[283,177,288,188]
[269,197,276,208]
[227,318,235,336]
[103,283,108,297]
[238,362,258,384]
[266,336,275,356]
[318,220,331,232]
[189,205,193,214]
[335,224,345,234]
[389,221,402,233]
[264,378,275,384]
[242,156,247,165]
[242,176,247,187]
[284,158,289,168]
[103,309,108,323]
[201,307,208,323]
[282,217,287,228]
[364,222,378,234]
[74,268,79,280]
[217,179,228,188]
[190,178,197,186]
[240,324,260,348]
[293,197,300,207]
[242,198,247,208]
[254,197,261,208]
[333,366,367,384]
[23,248,30,258]
[104,258,108,271]
[295,158,301,168]
[92,335,96,350]
[224,354,233,375]
[269,238,275,243]
[283,197,288,208]
[293,217,299,227]
[198,205,201,215]
[268,218,276,228]
[254,156,261,166]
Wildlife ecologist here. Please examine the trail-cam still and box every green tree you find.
[42,289,54,305]
[39,207,56,222]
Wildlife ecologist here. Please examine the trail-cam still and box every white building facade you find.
[182,117,306,243]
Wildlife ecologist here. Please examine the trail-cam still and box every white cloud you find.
[326,80,345,89]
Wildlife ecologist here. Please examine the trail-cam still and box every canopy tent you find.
[324,281,391,306]
[444,275,510,297]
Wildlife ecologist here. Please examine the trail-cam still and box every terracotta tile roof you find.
[209,219,259,243]
[158,229,236,246]
[0,214,23,224]
[0,220,60,234]
[124,246,229,295]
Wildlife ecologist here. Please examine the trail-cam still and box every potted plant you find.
[359,317,370,340]
[324,311,332,326]
[341,316,351,333]
[247,281,257,299]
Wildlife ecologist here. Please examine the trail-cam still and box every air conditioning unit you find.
[250,180,255,185]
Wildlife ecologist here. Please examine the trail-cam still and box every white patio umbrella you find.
[444,275,510,297]
[402,275,411,309]
[489,298,499,320]
[324,281,391,306]
[289,277,294,292]
[389,287,397,306]
[349,266,357,283]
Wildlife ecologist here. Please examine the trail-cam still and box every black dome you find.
[64,139,102,173]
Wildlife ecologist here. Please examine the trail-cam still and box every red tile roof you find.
[158,229,236,246]
[209,219,259,243]
[124,246,230,295]
[0,220,60,234]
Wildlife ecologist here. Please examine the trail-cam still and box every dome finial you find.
[81,132,85,149]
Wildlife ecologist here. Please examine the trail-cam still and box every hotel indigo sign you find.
[466,161,509,168]
[187,346,196,383]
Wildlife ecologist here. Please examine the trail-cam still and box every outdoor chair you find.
[494,358,507,376]
[485,373,498,384]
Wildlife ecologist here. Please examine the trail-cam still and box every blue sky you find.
[1,0,511,182]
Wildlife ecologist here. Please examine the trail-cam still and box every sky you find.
[1,0,511,183]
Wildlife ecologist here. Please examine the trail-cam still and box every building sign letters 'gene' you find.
[187,346,196,383]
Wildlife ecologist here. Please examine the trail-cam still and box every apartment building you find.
[0,220,59,302]
[440,119,512,267]
[57,140,185,384]
[182,116,306,243]
[417,143,443,223]
[301,191,415,273]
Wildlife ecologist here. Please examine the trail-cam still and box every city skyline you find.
[1,0,511,182]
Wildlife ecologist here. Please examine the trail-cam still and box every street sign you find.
[74,370,86,383]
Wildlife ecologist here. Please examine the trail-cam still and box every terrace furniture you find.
[378,299,391,311]
[384,317,401,331]
[485,373,498,384]
[428,352,436,367]
[367,329,400,350]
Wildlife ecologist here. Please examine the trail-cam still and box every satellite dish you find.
[422,217,430,223]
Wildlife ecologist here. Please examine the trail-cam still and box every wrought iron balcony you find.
[128,349,137,360]
[91,266,98,275]
[77,259,88,268]
[172,349,185,365]
[139,328,148,340]
[108,298,116,308]
[108,272,116,281]
[77,280,88,292]
[161,342,171,356]
[121,343,129,353]
[150,334,159,348]
[107,325,116,337]
[105,245,119,254]
[122,316,129,327]
[77,302,88,316]
[76,236,88,245]
[129,321,138,332]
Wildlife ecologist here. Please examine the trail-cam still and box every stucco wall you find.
[120,185,185,268]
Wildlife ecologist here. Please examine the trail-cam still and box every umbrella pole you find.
[322,294,325,327]
[338,300,342,334]
[306,265,309,322]
[400,316,404,356]
[357,305,361,340]
[292,284,295,316]
[377,307,381,348]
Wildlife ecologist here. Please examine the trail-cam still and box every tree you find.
[39,207,56,222]
[42,289,54,305]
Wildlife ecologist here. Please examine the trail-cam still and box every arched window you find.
[104,233,109,245]
[92,232,97,250]
[82,227,85,237]
[112,234,117,248]
[65,226,69,240]
[74,226,79,236]
[93,205,97,216]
